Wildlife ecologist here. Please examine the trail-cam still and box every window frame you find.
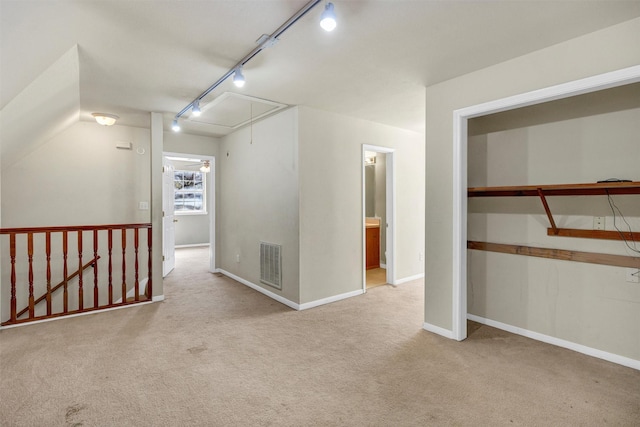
[173,169,207,216]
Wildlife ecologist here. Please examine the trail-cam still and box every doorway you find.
[451,65,640,343]
[162,151,216,276]
[362,144,395,291]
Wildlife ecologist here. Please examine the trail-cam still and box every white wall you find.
[298,106,425,304]
[218,108,300,303]
[425,17,640,360]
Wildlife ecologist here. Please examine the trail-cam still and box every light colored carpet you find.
[1,247,639,426]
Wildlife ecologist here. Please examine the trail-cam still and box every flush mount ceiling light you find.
[233,67,246,88]
[92,113,119,126]
[172,0,338,132]
[320,2,337,32]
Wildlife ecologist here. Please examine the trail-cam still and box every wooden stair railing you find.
[15,257,100,319]
[1,223,152,326]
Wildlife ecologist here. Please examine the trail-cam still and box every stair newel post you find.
[108,229,113,305]
[147,227,152,299]
[9,233,17,323]
[122,228,127,303]
[63,231,68,313]
[78,230,83,311]
[93,229,99,308]
[134,228,139,301]
[46,232,52,316]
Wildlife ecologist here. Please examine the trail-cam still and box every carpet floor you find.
[1,247,639,426]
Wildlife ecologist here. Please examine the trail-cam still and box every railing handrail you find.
[15,256,100,319]
[0,223,152,234]
[1,223,153,326]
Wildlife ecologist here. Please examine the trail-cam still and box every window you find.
[174,170,206,214]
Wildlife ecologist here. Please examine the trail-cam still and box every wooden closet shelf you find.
[468,181,640,197]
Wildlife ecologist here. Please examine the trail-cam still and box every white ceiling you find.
[2,0,640,139]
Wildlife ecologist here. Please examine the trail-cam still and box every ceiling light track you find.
[172,0,336,131]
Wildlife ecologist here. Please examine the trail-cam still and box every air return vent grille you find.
[260,242,282,290]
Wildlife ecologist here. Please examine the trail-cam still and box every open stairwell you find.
[1,223,152,326]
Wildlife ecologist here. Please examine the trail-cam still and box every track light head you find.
[172,119,180,132]
[233,67,245,88]
[320,2,337,32]
[192,100,201,117]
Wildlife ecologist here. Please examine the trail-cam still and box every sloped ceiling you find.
[0,46,80,168]
[2,1,640,146]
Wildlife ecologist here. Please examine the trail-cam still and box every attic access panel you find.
[188,92,288,130]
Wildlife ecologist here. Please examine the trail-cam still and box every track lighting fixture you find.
[233,67,245,88]
[320,2,337,32]
[192,100,201,117]
[172,0,339,131]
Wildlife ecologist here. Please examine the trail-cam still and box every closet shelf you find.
[468,181,640,198]
[467,181,640,267]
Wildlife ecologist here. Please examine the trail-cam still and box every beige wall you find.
[298,106,425,304]
[374,153,387,265]
[2,121,150,227]
[1,120,154,319]
[425,17,640,358]
[218,108,300,303]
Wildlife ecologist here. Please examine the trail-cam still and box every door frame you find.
[362,144,396,290]
[451,65,640,341]
[162,151,216,273]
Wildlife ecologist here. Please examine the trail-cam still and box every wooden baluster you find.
[78,230,83,311]
[134,228,140,301]
[46,232,52,316]
[27,233,35,318]
[63,231,68,313]
[147,227,152,299]
[93,229,99,308]
[122,229,127,303]
[9,233,17,322]
[108,229,113,305]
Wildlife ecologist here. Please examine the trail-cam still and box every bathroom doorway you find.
[362,145,395,290]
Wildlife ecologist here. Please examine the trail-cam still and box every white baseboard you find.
[380,263,387,269]
[216,270,365,311]
[298,289,364,310]
[395,273,424,285]
[468,314,640,371]
[217,269,300,310]
[175,243,210,248]
[422,322,455,339]
[0,296,163,330]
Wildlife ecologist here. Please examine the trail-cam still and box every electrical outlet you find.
[626,268,640,283]
[138,201,149,210]
[419,252,424,261]
[236,254,241,263]
[593,216,605,230]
